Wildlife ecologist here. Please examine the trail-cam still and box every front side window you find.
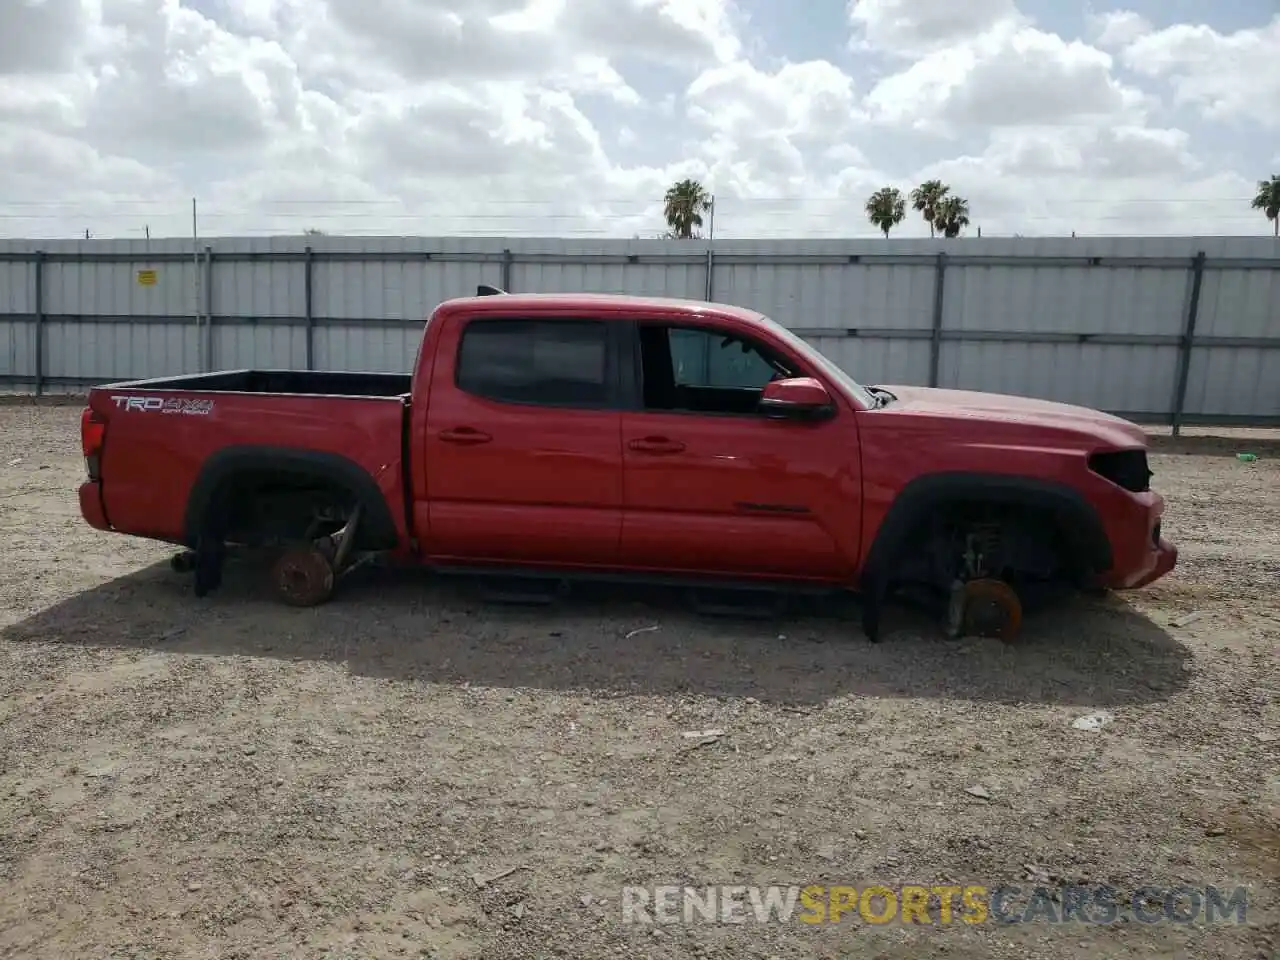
[456,318,609,407]
[754,314,878,410]
[668,327,785,389]
[638,323,796,416]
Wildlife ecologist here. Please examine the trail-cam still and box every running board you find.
[686,586,790,619]
[473,574,565,606]
[428,562,844,597]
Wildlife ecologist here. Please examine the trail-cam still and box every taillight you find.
[81,406,105,480]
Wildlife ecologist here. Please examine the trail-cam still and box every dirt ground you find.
[0,402,1277,960]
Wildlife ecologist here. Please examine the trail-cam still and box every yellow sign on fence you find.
[136,269,157,286]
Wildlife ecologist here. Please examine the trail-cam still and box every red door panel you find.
[619,412,858,580]
[422,316,623,568]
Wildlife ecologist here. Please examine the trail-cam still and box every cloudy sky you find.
[0,0,1276,239]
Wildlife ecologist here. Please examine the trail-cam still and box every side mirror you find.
[758,377,834,421]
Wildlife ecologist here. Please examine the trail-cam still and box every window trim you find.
[452,314,627,411]
[622,318,838,421]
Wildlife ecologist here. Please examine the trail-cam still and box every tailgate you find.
[92,387,409,546]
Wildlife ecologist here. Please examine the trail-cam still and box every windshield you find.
[756,314,879,410]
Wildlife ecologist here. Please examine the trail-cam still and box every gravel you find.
[1,403,1277,959]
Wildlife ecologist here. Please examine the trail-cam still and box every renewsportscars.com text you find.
[620,884,1250,926]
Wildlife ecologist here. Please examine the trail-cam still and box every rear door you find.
[422,314,626,567]
[618,319,857,580]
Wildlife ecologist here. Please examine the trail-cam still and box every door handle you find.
[438,427,492,445]
[628,436,685,454]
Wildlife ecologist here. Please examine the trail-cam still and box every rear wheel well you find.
[212,469,358,548]
[185,448,400,551]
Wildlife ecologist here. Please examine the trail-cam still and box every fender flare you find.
[859,471,1113,587]
[183,446,400,550]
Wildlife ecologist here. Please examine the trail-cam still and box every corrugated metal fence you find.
[1,235,1277,427]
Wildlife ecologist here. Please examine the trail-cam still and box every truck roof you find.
[436,291,768,326]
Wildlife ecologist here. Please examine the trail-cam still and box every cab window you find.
[456,318,610,407]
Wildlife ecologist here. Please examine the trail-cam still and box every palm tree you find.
[934,196,971,238]
[865,187,906,238]
[910,180,950,238]
[1252,175,1280,237]
[663,179,712,239]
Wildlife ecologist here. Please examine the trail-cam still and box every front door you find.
[422,315,624,568]
[619,321,858,581]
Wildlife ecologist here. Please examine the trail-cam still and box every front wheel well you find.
[863,476,1113,599]
[888,499,1082,590]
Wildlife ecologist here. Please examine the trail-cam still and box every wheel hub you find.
[271,546,334,607]
[960,578,1023,642]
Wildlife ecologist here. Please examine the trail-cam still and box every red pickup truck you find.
[77,288,1176,642]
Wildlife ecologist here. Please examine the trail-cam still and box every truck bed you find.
[86,370,413,551]
[102,369,412,397]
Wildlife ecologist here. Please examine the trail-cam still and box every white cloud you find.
[848,0,1022,55]
[915,127,1253,236]
[865,22,1149,133]
[679,59,882,212]
[1121,16,1280,127]
[0,0,1268,240]
[354,85,611,184]
[687,60,863,148]
[88,2,305,156]
[1085,8,1151,48]
[0,122,176,195]
[0,0,90,74]
[559,0,742,66]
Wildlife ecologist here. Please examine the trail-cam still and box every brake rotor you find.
[271,545,334,607]
[961,578,1023,642]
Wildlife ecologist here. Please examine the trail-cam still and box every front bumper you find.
[1100,535,1178,590]
[1126,535,1178,588]
[78,481,110,531]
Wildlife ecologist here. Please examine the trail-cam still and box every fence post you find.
[1170,250,1206,436]
[33,251,45,396]
[928,251,947,387]
[704,246,715,301]
[501,248,513,291]
[202,246,213,373]
[304,245,314,370]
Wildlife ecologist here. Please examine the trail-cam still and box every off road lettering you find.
[162,398,214,416]
[111,395,212,415]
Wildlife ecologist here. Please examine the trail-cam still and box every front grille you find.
[1089,450,1152,493]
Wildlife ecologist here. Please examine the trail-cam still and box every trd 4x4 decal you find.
[111,395,214,415]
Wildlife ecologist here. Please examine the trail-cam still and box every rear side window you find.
[456,318,609,407]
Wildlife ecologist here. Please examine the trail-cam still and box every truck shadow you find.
[2,557,1192,708]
